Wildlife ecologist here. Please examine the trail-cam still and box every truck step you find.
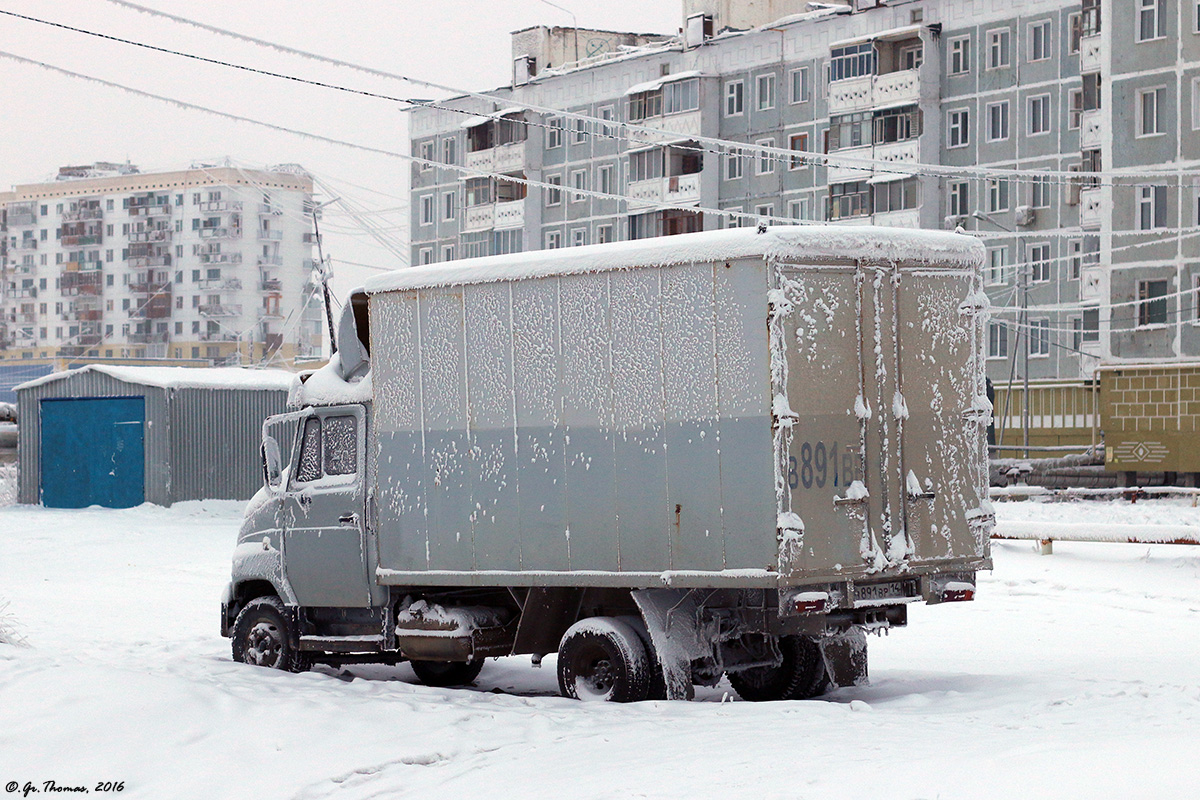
[299,634,384,653]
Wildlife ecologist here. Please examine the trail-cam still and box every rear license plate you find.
[853,578,918,606]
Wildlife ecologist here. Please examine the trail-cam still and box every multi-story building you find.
[409,0,1200,398]
[0,162,324,365]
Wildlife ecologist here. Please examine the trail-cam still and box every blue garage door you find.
[40,397,146,508]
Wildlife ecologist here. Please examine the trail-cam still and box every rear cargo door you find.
[895,267,988,565]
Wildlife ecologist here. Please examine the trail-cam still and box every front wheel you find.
[727,635,827,702]
[557,617,651,703]
[231,595,309,673]
[410,659,486,687]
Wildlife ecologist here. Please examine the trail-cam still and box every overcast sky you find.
[0,0,680,299]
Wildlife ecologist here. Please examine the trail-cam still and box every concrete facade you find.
[409,0,1200,386]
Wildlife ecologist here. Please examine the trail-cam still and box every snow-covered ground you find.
[1,498,1198,799]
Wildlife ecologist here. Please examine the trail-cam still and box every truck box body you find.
[359,227,991,589]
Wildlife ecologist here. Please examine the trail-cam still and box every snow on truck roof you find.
[15,364,298,393]
[363,226,984,295]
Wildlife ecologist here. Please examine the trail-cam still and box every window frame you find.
[1137,278,1170,327]
[1028,319,1051,358]
[1029,242,1052,283]
[947,108,970,148]
[756,73,776,111]
[986,100,1010,142]
[419,194,435,226]
[544,174,563,207]
[1137,86,1166,137]
[948,36,972,75]
[725,80,744,117]
[1137,0,1166,43]
[755,138,775,175]
[1028,20,1052,62]
[986,246,1008,286]
[987,28,1012,69]
[1028,94,1052,136]
[725,151,744,181]
[789,67,811,104]
[788,132,810,170]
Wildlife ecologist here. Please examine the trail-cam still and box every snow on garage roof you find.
[15,364,299,393]
[363,225,985,295]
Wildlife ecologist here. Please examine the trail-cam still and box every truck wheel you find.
[410,659,486,687]
[557,617,651,703]
[727,635,827,702]
[231,596,309,673]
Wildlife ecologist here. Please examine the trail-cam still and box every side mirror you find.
[262,436,283,489]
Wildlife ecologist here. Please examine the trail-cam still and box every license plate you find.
[853,579,918,605]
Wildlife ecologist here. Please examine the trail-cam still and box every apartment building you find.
[0,162,324,365]
[409,0,1200,389]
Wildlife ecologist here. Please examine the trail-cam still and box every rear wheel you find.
[231,595,309,673]
[727,635,827,702]
[557,617,651,703]
[410,659,486,687]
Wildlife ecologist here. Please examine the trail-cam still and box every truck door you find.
[280,405,372,607]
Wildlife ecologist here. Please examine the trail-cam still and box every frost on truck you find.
[222,226,992,703]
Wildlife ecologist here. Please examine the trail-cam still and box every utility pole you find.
[310,198,340,356]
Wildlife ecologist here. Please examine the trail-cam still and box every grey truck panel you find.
[371,258,777,583]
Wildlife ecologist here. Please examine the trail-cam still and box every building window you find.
[1029,94,1051,135]
[787,198,811,221]
[1030,243,1052,283]
[987,28,1011,69]
[441,245,455,262]
[420,195,434,225]
[1031,176,1052,209]
[723,206,743,229]
[1193,274,1200,321]
[899,44,923,70]
[988,322,1008,358]
[1069,13,1083,53]
[545,231,563,249]
[597,224,614,244]
[571,228,587,247]
[1139,185,1167,229]
[755,203,774,221]
[987,247,1008,285]
[419,247,433,265]
[1029,319,1050,357]
[949,36,971,75]
[1138,87,1165,136]
[1068,89,1084,129]
[789,67,810,103]
[1192,79,1200,130]
[598,165,614,196]
[725,152,744,180]
[1081,308,1100,342]
[873,178,919,214]
[419,141,434,170]
[1138,0,1166,42]
[826,181,870,220]
[545,174,562,207]
[788,133,810,169]
[1028,20,1051,61]
[630,149,663,182]
[987,178,1010,212]
[1069,239,1083,279]
[443,191,457,221]
[598,105,615,136]
[570,169,587,201]
[829,43,874,82]
[442,138,457,165]
[986,101,1010,141]
[725,80,744,116]
[948,108,970,148]
[1083,73,1102,111]
[547,118,564,149]
[949,182,969,217]
[756,139,775,175]
[1137,279,1169,326]
[756,73,776,111]
[828,111,870,150]
[493,227,523,257]
[572,117,588,144]
[663,79,700,115]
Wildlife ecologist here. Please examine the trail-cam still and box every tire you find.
[410,659,486,687]
[727,635,827,702]
[618,615,667,701]
[231,595,309,673]
[557,617,651,703]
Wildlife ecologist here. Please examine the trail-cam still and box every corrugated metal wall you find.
[168,387,288,502]
[17,373,170,505]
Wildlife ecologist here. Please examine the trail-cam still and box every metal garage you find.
[15,365,296,507]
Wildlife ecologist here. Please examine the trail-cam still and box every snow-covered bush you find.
[0,599,27,648]
[0,462,16,507]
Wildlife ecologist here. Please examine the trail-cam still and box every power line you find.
[15,4,1200,188]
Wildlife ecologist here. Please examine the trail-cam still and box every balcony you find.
[260,278,283,292]
[494,199,525,230]
[626,111,703,147]
[63,208,103,222]
[1079,33,1103,74]
[259,203,283,215]
[827,144,873,184]
[128,332,169,344]
[198,278,243,291]
[199,331,240,342]
[129,230,171,244]
[200,227,242,240]
[258,229,283,241]
[463,203,495,232]
[1080,187,1103,229]
[130,282,173,295]
[60,234,103,247]
[258,307,284,320]
[128,255,172,268]
[7,211,36,226]
[873,208,920,228]
[1080,110,1103,149]
[828,68,920,116]
[257,255,282,267]
[199,304,242,317]
[465,141,526,174]
[11,240,37,251]
[628,173,702,207]
[198,201,242,213]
